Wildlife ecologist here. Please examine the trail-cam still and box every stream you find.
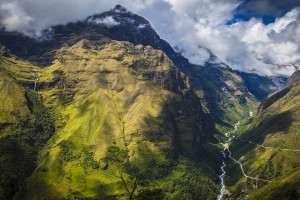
[217,122,238,200]
[34,70,38,91]
[217,146,227,200]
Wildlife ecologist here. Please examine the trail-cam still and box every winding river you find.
[217,120,273,200]
[217,145,227,200]
[217,122,238,200]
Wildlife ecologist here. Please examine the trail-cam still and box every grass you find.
[224,81,300,199]
[0,70,30,124]
[4,38,218,199]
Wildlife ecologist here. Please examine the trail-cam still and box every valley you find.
[0,5,299,200]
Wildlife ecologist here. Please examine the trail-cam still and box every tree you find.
[135,188,164,200]
[103,145,138,200]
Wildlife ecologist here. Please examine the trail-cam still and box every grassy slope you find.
[0,39,219,199]
[0,50,55,199]
[0,54,33,125]
[226,81,300,200]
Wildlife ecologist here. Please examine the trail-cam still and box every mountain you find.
[0,44,55,199]
[0,5,286,132]
[0,6,222,199]
[0,5,290,200]
[226,70,300,199]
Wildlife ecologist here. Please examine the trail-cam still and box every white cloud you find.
[0,0,299,76]
[231,8,300,75]
[0,1,33,32]
[142,1,300,76]
[88,16,120,27]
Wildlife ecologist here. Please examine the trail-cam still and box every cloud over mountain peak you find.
[0,0,299,76]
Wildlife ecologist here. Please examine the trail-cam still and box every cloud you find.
[139,0,300,76]
[0,1,33,32]
[0,0,299,76]
[0,0,114,33]
[88,16,120,27]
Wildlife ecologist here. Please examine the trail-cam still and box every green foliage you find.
[239,71,287,101]
[24,88,55,149]
[82,150,99,170]
[67,190,94,200]
[160,157,219,200]
[0,88,55,199]
[102,145,129,163]
[58,141,81,163]
[225,82,300,199]
[1,35,218,200]
[136,188,164,200]
[184,66,260,132]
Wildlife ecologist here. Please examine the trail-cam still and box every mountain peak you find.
[86,5,151,29]
[113,4,128,13]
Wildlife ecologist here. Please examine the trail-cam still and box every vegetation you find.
[225,81,300,199]
[0,88,54,199]
[0,7,295,200]
[0,37,222,200]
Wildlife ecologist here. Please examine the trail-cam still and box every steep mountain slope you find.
[0,46,55,199]
[0,34,220,199]
[184,65,260,132]
[0,5,285,132]
[226,71,300,199]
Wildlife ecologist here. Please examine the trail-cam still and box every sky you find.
[0,0,299,76]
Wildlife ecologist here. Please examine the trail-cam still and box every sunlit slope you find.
[24,39,211,199]
[0,5,282,133]
[0,71,29,124]
[227,77,300,200]
[0,46,35,125]
[0,46,55,199]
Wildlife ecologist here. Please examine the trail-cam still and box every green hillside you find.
[226,75,300,200]
[0,37,220,199]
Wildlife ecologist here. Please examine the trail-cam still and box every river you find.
[217,122,238,200]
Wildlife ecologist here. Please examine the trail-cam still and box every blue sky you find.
[233,0,300,24]
[0,0,299,76]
